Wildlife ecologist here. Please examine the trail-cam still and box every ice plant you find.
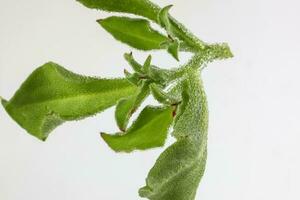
[1,0,233,200]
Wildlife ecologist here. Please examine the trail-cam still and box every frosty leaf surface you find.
[1,62,137,140]
[102,106,173,152]
[115,81,150,131]
[139,71,209,200]
[98,16,168,50]
[2,1,233,200]
[77,0,160,22]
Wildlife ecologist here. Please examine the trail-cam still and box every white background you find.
[0,0,299,199]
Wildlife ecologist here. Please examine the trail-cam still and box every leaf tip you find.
[139,186,152,197]
[124,52,133,60]
[165,4,174,10]
[40,136,47,142]
[100,131,106,137]
[0,96,8,106]
[161,4,173,13]
[100,132,112,142]
[96,18,104,24]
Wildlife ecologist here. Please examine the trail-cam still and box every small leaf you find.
[167,38,180,61]
[158,5,173,34]
[98,16,168,50]
[1,62,137,140]
[146,65,172,85]
[102,106,173,152]
[115,81,150,131]
[124,69,141,86]
[205,43,234,61]
[76,0,161,22]
[150,83,179,105]
[142,55,152,74]
[124,52,143,73]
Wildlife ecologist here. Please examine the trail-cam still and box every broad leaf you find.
[139,138,207,200]
[98,17,168,50]
[76,0,160,22]
[172,72,208,139]
[1,62,137,140]
[77,0,207,52]
[139,71,209,200]
[115,81,150,131]
[101,106,173,152]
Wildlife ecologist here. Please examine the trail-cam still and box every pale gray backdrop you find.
[0,0,299,199]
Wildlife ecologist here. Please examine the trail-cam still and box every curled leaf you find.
[102,106,173,152]
[140,71,209,200]
[158,5,173,34]
[98,16,168,50]
[172,72,208,139]
[139,138,207,200]
[167,38,180,61]
[115,81,150,131]
[1,62,137,140]
[150,83,179,105]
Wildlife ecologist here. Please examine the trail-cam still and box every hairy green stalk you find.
[1,1,232,199]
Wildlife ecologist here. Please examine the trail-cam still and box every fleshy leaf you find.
[124,69,141,86]
[76,0,160,22]
[102,106,173,152]
[77,0,207,51]
[140,71,209,200]
[115,81,150,131]
[124,52,143,73]
[142,55,152,74]
[139,138,207,200]
[146,65,172,85]
[167,38,180,61]
[98,16,168,50]
[1,62,137,140]
[172,72,208,139]
[158,5,173,34]
[150,83,179,105]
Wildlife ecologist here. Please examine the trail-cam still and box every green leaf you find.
[172,71,208,139]
[139,138,207,200]
[76,0,161,22]
[205,43,234,61]
[123,69,141,86]
[1,62,137,141]
[167,38,180,61]
[124,52,143,73]
[158,5,173,34]
[115,81,150,131]
[142,55,152,74]
[77,0,207,52]
[150,83,179,105]
[139,71,209,200]
[101,106,173,152]
[98,16,168,50]
[146,65,172,85]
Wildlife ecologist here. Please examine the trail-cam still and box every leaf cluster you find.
[1,1,233,200]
